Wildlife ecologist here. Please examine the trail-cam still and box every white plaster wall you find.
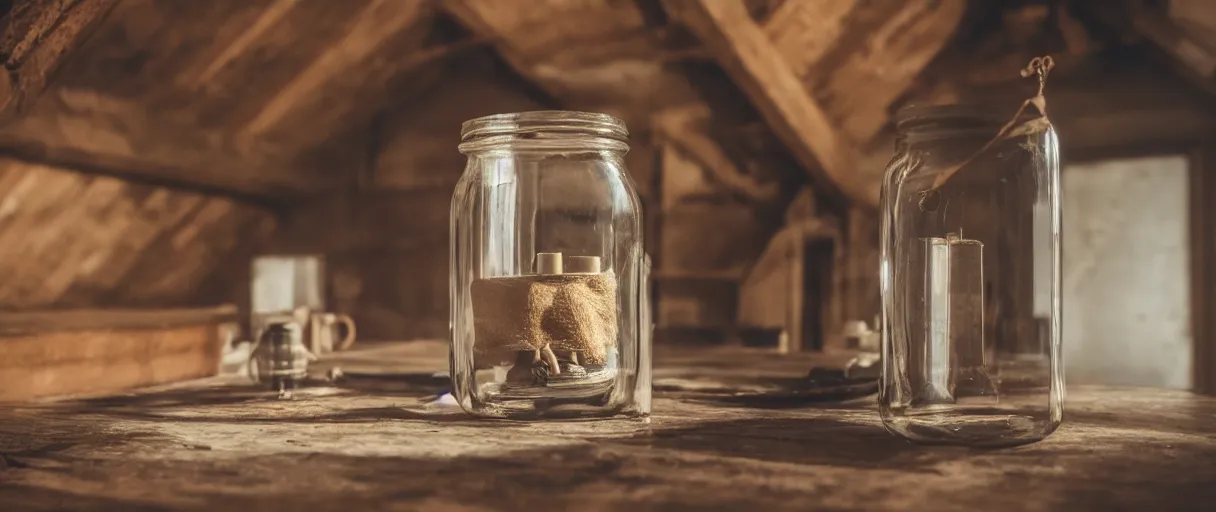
[1062,155,1192,389]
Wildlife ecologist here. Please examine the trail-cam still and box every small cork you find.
[565,256,601,274]
[536,253,563,275]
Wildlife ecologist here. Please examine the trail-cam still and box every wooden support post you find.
[1191,146,1216,395]
[661,0,874,207]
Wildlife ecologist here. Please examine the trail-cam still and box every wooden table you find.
[1,341,1214,511]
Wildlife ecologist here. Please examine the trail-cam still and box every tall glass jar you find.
[450,111,650,420]
[879,104,1062,446]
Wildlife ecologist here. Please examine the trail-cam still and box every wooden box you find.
[0,306,238,402]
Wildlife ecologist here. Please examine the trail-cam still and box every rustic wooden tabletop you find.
[1,341,1214,511]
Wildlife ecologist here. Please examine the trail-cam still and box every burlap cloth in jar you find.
[470,271,618,367]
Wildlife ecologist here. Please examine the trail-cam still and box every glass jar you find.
[450,111,651,419]
[879,104,1062,446]
[249,318,310,399]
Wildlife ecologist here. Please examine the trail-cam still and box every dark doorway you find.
[801,239,835,351]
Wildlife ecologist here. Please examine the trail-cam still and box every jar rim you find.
[460,110,629,143]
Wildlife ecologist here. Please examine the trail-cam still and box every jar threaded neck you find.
[459,110,629,154]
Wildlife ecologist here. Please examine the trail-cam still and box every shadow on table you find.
[0,444,813,512]
[0,484,170,512]
[1064,408,1216,436]
[0,430,936,512]
[616,415,961,470]
[7,409,1216,511]
[5,435,1212,512]
[661,388,877,409]
[0,423,1029,512]
[47,371,446,408]
[26,376,481,426]
[326,371,451,397]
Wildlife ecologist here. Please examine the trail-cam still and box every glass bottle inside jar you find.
[879,104,1062,447]
[450,111,651,420]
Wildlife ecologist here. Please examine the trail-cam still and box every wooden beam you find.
[239,0,432,144]
[441,0,581,101]
[762,0,966,145]
[1076,0,1216,95]
[761,0,854,80]
[662,0,875,207]
[442,0,702,127]
[1172,0,1216,35]
[0,305,238,335]
[193,0,299,86]
[0,88,338,203]
[1191,144,1216,395]
[817,0,966,144]
[0,0,119,121]
[1135,9,1216,80]
[842,206,880,325]
[0,137,286,206]
[651,105,779,203]
[1126,0,1216,80]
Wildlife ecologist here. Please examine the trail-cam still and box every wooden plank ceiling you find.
[443,0,703,127]
[1,0,437,199]
[0,0,436,310]
[0,157,274,309]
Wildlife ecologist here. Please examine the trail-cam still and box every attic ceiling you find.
[1,0,440,199]
[2,0,1212,205]
[0,158,274,309]
[0,0,1212,312]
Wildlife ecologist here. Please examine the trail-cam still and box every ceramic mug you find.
[291,307,357,356]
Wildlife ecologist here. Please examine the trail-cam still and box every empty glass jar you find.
[450,111,651,419]
[879,104,1062,446]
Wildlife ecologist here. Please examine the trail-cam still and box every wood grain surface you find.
[1,340,1213,511]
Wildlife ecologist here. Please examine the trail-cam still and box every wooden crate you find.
[0,306,238,402]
